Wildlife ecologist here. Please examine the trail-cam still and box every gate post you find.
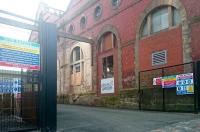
[195,60,200,112]
[39,22,57,131]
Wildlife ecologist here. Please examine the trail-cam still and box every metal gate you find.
[139,62,199,113]
[0,69,39,131]
[0,10,57,131]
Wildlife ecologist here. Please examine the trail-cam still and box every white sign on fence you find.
[176,73,194,95]
[101,78,114,94]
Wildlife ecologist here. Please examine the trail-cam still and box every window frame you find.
[70,47,84,74]
[98,32,116,52]
[140,6,181,39]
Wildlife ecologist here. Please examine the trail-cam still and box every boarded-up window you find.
[103,33,113,51]
[99,32,116,52]
[70,47,84,86]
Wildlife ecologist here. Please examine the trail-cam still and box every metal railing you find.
[139,62,198,113]
[0,69,39,131]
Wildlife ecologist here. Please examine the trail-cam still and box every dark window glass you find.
[102,56,114,78]
[80,16,87,29]
[94,6,102,19]
[75,63,80,73]
[74,47,80,61]
[111,0,121,7]
[68,25,74,34]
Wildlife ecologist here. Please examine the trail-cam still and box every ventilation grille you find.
[152,50,167,66]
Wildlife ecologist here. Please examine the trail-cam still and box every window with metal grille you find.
[152,50,167,66]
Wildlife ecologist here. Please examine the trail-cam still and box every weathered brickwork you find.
[31,0,200,108]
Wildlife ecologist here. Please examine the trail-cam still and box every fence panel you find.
[139,62,196,112]
[0,69,39,131]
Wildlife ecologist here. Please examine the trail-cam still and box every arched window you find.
[70,47,84,85]
[141,6,181,38]
[98,32,117,78]
[98,32,117,52]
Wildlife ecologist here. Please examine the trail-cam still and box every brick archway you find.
[134,0,192,88]
[96,25,122,94]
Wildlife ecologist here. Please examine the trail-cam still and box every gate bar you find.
[58,32,94,44]
[0,10,94,44]
[0,10,37,23]
[195,61,200,112]
[0,17,37,31]
[39,22,57,131]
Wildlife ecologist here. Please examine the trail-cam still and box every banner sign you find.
[153,77,162,85]
[161,75,176,88]
[101,78,114,94]
[0,77,22,94]
[176,73,194,95]
[0,36,40,70]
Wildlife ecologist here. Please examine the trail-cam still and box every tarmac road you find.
[57,104,199,132]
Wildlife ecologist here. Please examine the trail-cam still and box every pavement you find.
[151,119,200,132]
[57,104,200,132]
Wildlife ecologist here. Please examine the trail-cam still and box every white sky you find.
[0,0,70,40]
[0,0,70,70]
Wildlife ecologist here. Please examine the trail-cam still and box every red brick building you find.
[31,0,200,107]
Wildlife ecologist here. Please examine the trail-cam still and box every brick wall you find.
[139,27,183,71]
[122,45,135,89]
[191,22,200,60]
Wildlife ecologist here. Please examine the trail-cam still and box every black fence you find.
[139,62,199,113]
[0,69,39,131]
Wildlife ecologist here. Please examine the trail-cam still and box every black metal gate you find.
[139,62,199,113]
[0,69,39,131]
[0,10,57,131]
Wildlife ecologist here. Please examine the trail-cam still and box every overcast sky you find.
[0,0,70,40]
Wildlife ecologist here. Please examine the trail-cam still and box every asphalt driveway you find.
[57,104,199,132]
